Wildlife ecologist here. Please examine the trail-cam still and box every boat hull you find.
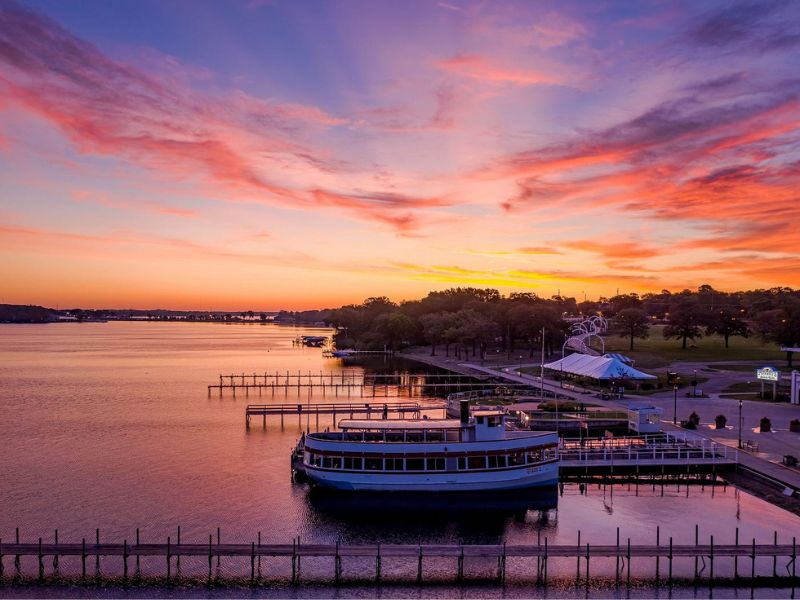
[304,460,558,492]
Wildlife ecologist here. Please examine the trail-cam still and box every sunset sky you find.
[1,0,799,310]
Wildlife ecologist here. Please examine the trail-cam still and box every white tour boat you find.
[299,401,558,492]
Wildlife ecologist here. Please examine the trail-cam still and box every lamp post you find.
[693,369,697,397]
[738,399,743,449]
[673,384,678,425]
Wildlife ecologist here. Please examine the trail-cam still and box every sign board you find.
[756,366,780,382]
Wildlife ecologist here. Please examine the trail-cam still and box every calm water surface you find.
[1,322,799,596]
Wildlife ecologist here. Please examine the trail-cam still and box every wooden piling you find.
[53,529,58,570]
[585,543,590,584]
[626,538,631,587]
[250,542,255,584]
[207,535,213,583]
[543,537,548,585]
[709,534,714,589]
[773,531,778,577]
[123,540,128,580]
[81,538,86,579]
[166,536,171,580]
[735,526,739,579]
[95,528,100,571]
[37,537,43,582]
[291,539,297,584]
[655,526,660,582]
[417,545,422,583]
[668,537,673,585]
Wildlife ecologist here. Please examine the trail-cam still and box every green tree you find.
[419,312,454,356]
[754,299,800,366]
[663,301,705,349]
[705,308,749,348]
[613,307,650,351]
[373,311,416,351]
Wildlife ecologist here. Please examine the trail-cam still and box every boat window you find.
[364,457,382,470]
[385,432,404,443]
[342,457,360,470]
[365,432,383,442]
[406,432,424,443]
[322,456,341,469]
[426,430,444,442]
[527,450,542,464]
[508,452,526,466]
[457,457,467,470]
[446,430,460,442]
[488,416,502,427]
[487,455,506,469]
[427,458,445,471]
[309,453,322,467]
[385,458,404,471]
[406,458,425,471]
[476,416,484,424]
[344,432,363,442]
[467,456,486,470]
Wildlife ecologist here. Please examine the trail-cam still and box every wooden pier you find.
[208,370,534,399]
[245,401,445,429]
[0,529,796,587]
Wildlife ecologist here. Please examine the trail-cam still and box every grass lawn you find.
[601,325,786,369]
[719,381,789,402]
[704,363,779,372]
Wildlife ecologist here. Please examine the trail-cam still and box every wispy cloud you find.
[438,54,561,86]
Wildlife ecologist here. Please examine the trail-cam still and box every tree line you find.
[291,285,800,366]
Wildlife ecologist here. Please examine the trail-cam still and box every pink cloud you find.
[438,54,561,86]
[0,3,440,232]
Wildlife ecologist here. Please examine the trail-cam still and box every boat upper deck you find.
[339,418,462,430]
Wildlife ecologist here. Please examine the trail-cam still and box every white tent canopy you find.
[543,353,656,380]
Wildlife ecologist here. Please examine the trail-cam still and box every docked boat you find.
[297,401,558,492]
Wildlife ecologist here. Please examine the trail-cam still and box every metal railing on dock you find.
[1,528,796,588]
[245,401,445,428]
[559,433,737,475]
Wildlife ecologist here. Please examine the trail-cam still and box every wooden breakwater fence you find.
[245,401,446,429]
[209,371,537,399]
[0,527,797,587]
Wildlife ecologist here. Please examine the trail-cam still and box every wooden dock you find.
[0,529,796,587]
[208,370,534,398]
[245,401,445,429]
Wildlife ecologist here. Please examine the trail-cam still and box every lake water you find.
[1,322,799,597]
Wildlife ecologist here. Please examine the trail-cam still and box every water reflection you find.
[303,486,558,544]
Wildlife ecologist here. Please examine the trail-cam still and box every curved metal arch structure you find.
[563,316,608,356]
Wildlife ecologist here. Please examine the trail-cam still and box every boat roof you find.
[339,419,464,430]
[472,410,505,417]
